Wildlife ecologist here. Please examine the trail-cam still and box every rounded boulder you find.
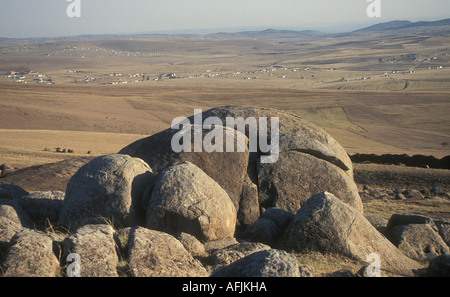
[147,161,237,242]
[59,154,154,230]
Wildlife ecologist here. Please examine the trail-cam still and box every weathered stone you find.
[0,204,23,226]
[211,249,300,277]
[63,224,119,277]
[365,215,388,235]
[242,219,281,246]
[329,269,355,277]
[0,216,24,245]
[204,237,239,252]
[260,208,295,230]
[387,224,449,262]
[279,192,422,276]
[237,175,260,226]
[427,254,450,277]
[387,214,438,232]
[211,242,272,267]
[197,105,353,174]
[59,154,155,230]
[120,125,249,215]
[174,232,206,257]
[120,105,358,228]
[434,219,450,246]
[0,164,14,178]
[402,189,424,199]
[0,184,28,200]
[147,162,236,242]
[17,191,64,227]
[1,229,59,277]
[258,151,362,213]
[431,186,448,198]
[127,227,208,277]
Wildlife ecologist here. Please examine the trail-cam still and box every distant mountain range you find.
[354,18,450,32]
[1,18,449,44]
[205,28,328,39]
[206,18,450,39]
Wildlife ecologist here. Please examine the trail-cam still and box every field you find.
[0,31,449,169]
[1,29,449,277]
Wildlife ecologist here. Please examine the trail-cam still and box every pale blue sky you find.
[1,0,449,38]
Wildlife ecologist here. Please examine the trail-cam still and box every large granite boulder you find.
[279,192,422,276]
[59,154,155,230]
[147,161,237,242]
[120,124,249,217]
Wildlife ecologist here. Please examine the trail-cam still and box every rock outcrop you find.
[2,105,447,277]
[147,161,236,242]
[120,105,363,223]
[120,125,249,218]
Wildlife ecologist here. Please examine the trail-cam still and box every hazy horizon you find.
[1,0,450,39]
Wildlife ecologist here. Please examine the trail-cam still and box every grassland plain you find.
[0,29,449,277]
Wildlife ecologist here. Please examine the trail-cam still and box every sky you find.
[1,0,450,38]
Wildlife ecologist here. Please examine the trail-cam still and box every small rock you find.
[365,215,388,235]
[242,218,281,246]
[63,224,119,277]
[0,204,23,226]
[17,191,65,227]
[238,175,260,226]
[299,265,313,277]
[211,249,300,277]
[211,242,272,267]
[127,227,208,277]
[388,224,449,262]
[173,232,206,257]
[427,254,450,277]
[204,238,239,252]
[402,189,423,199]
[0,184,28,200]
[329,269,355,277]
[359,191,373,202]
[0,216,24,246]
[387,214,438,232]
[395,193,406,200]
[420,189,432,199]
[0,164,14,178]
[2,229,60,277]
[260,207,295,230]
[434,219,450,247]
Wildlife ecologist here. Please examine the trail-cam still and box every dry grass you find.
[363,198,450,221]
[0,129,146,168]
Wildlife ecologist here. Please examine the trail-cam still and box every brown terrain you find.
[0,26,449,276]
